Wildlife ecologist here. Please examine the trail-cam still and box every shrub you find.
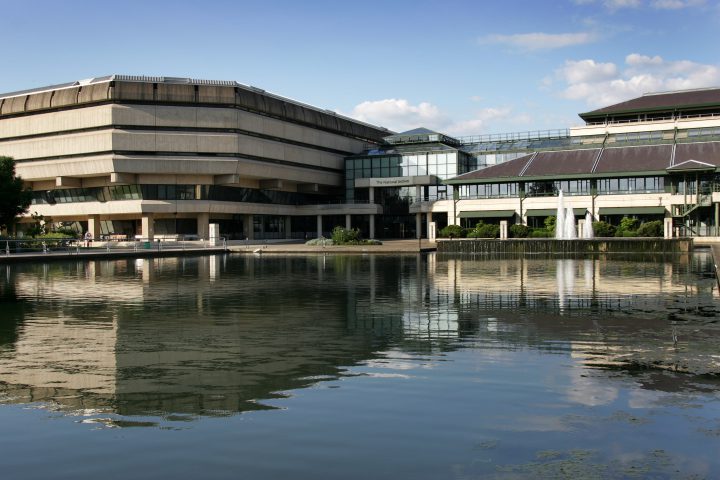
[439,224,465,239]
[467,222,500,238]
[636,220,663,237]
[509,224,530,238]
[544,216,557,236]
[529,228,552,238]
[615,216,640,237]
[592,221,615,237]
[331,226,361,245]
[37,232,76,239]
[305,236,334,246]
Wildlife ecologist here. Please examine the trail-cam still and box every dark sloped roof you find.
[594,145,673,174]
[580,87,720,120]
[449,153,534,182]
[674,141,720,166]
[522,149,599,176]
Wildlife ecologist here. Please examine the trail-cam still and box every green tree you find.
[0,157,32,234]
[439,224,465,239]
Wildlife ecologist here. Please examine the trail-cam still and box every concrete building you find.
[345,87,720,238]
[4,77,720,240]
[0,75,390,240]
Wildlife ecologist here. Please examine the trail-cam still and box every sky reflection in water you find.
[0,253,719,479]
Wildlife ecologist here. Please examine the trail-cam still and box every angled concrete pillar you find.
[141,214,154,241]
[369,214,376,239]
[426,212,433,239]
[317,215,323,238]
[345,214,352,230]
[197,212,210,240]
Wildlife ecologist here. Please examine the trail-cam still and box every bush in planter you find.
[529,228,552,238]
[636,220,663,237]
[439,224,465,239]
[615,216,639,237]
[592,221,615,237]
[467,222,500,238]
[544,216,557,237]
[509,224,529,238]
[331,226,361,245]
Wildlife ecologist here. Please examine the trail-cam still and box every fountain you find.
[584,211,594,239]
[555,190,565,239]
[565,206,577,239]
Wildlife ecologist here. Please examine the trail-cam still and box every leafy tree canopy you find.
[0,156,32,232]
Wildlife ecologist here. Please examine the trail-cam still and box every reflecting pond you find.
[1,253,719,479]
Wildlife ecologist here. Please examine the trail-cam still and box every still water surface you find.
[1,253,719,479]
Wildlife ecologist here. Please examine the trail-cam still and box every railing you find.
[584,112,720,126]
[2,236,227,257]
[457,129,570,144]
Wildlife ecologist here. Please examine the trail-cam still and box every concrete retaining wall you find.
[437,238,693,255]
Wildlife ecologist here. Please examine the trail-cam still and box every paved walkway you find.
[227,239,437,254]
[0,245,228,263]
[0,240,436,263]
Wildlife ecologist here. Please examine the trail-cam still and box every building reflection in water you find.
[0,252,718,417]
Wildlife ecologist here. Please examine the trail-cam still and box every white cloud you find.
[605,0,641,8]
[448,108,515,136]
[559,59,618,84]
[349,98,448,133]
[480,32,597,51]
[346,99,531,137]
[651,0,705,9]
[554,54,720,107]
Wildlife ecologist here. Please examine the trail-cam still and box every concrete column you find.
[369,214,376,239]
[88,215,101,240]
[141,214,154,241]
[197,212,210,240]
[416,213,422,239]
[500,220,508,240]
[369,187,375,204]
[317,215,323,238]
[425,212,433,238]
[244,214,254,240]
[415,185,422,203]
[285,216,292,240]
[345,214,352,230]
[664,217,673,239]
[209,224,220,246]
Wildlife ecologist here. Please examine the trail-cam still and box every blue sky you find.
[1,0,719,136]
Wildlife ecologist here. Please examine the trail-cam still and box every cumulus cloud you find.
[554,54,720,107]
[480,32,597,51]
[346,99,530,137]
[349,98,449,132]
